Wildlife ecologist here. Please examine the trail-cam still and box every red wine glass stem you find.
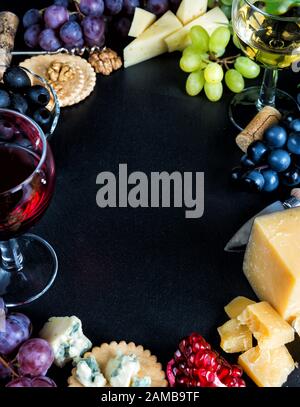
[0,239,23,271]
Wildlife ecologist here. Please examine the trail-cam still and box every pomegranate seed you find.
[217,365,231,380]
[237,378,246,387]
[174,349,183,363]
[176,376,190,387]
[187,353,195,367]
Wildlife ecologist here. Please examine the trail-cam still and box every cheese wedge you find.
[238,346,295,387]
[128,8,156,38]
[217,318,252,353]
[176,0,208,25]
[243,207,300,321]
[224,296,256,319]
[237,302,294,349]
[124,10,182,68]
[165,7,229,52]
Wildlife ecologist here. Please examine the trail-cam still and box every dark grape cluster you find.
[22,0,182,51]
[0,67,53,133]
[0,312,56,387]
[231,115,300,193]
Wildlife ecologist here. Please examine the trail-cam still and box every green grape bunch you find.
[180,25,260,102]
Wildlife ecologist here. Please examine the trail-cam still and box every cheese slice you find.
[243,207,300,321]
[128,8,156,38]
[224,296,256,319]
[165,7,229,52]
[237,302,294,349]
[217,318,252,353]
[124,10,182,68]
[176,0,208,25]
[238,346,295,387]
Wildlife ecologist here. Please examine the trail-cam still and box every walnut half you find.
[47,61,76,82]
[88,48,122,76]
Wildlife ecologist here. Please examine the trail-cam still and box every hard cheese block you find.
[243,207,300,321]
[237,302,294,349]
[217,318,252,353]
[176,0,208,25]
[165,7,228,52]
[128,8,156,38]
[124,10,182,68]
[224,296,256,319]
[238,346,295,387]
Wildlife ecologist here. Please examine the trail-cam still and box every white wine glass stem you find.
[256,68,279,111]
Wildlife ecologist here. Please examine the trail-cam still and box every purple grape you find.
[146,0,169,15]
[6,377,32,387]
[123,0,140,14]
[23,9,41,28]
[0,313,32,355]
[64,38,85,50]
[79,0,105,16]
[39,29,62,51]
[60,21,83,46]
[105,0,123,15]
[114,16,131,37]
[17,338,54,377]
[82,16,105,46]
[44,5,69,29]
[24,24,42,48]
[69,13,79,22]
[54,0,69,6]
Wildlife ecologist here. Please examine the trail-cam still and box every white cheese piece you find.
[128,7,156,38]
[165,7,229,52]
[76,356,106,387]
[105,352,140,387]
[124,10,182,68]
[39,316,92,367]
[131,376,152,387]
[176,0,208,25]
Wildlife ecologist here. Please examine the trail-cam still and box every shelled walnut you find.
[47,61,75,82]
[88,48,122,76]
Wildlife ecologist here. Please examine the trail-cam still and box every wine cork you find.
[0,11,19,80]
[236,106,282,152]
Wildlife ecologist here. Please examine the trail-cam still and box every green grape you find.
[220,4,232,19]
[232,32,241,49]
[189,26,209,52]
[209,26,231,56]
[180,52,204,72]
[183,46,209,69]
[186,69,205,96]
[204,81,223,102]
[204,62,224,84]
[234,56,260,79]
[220,0,233,5]
[225,69,245,93]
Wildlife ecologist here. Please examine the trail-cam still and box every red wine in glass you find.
[0,109,57,308]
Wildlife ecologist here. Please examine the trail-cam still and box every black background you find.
[1,0,300,388]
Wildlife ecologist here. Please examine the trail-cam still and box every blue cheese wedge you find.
[39,316,92,367]
[131,376,152,387]
[105,352,140,387]
[75,356,106,387]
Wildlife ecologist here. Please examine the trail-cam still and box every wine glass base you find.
[229,86,300,131]
[0,234,58,308]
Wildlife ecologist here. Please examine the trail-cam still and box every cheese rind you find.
[224,296,256,319]
[237,302,294,349]
[217,318,252,353]
[243,207,300,321]
[124,10,182,68]
[128,8,156,38]
[176,0,208,25]
[165,7,229,52]
[39,316,92,367]
[238,346,295,387]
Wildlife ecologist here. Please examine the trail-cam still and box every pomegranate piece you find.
[167,333,246,388]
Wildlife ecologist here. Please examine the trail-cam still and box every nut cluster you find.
[88,48,122,76]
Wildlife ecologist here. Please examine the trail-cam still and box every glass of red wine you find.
[0,109,57,307]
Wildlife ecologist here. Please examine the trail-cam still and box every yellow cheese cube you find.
[176,0,207,25]
[238,346,295,387]
[124,11,182,68]
[243,207,300,321]
[238,302,294,349]
[128,8,156,38]
[217,319,252,353]
[224,296,256,319]
[165,7,228,52]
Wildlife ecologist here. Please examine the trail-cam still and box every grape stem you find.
[0,354,19,378]
[210,54,241,71]
[73,0,85,19]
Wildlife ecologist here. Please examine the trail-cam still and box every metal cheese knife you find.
[224,189,300,253]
